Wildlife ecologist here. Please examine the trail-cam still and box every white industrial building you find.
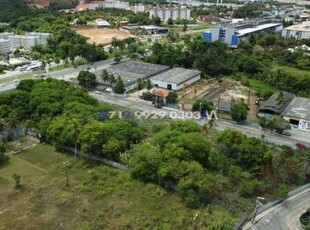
[149,8,191,21]
[282,97,310,131]
[282,22,310,40]
[203,19,283,48]
[150,68,201,91]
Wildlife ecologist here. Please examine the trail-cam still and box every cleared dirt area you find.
[75,28,136,45]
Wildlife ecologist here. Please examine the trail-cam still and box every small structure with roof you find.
[258,91,294,118]
[95,18,110,27]
[150,67,201,91]
[282,97,310,131]
[152,88,171,105]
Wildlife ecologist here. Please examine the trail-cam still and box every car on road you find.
[95,91,101,94]
[0,83,7,87]
[280,131,291,136]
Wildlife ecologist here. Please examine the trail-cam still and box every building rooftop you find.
[95,18,110,26]
[150,67,201,85]
[282,97,310,121]
[106,61,170,86]
[152,88,171,97]
[0,38,9,42]
[237,23,282,36]
[284,22,310,32]
[258,91,295,115]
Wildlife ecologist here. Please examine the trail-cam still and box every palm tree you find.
[101,69,109,83]
[0,119,6,134]
[6,116,20,141]
[300,150,310,182]
[276,91,284,105]
[0,119,7,142]
[68,118,81,161]
[109,74,116,85]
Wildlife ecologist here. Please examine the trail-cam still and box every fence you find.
[0,128,25,142]
[63,146,130,171]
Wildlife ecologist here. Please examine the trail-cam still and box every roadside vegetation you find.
[0,78,310,228]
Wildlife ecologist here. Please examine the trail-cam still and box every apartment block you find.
[0,32,52,53]
[0,38,10,53]
[149,8,191,21]
[282,22,310,40]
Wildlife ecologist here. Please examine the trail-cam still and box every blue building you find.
[203,19,283,48]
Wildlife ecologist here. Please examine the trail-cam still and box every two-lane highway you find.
[243,187,310,230]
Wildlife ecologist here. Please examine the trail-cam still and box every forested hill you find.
[0,0,27,22]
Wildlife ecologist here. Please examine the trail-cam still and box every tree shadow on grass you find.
[0,156,10,169]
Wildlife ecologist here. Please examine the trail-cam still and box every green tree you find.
[268,116,291,133]
[146,79,152,90]
[0,141,6,158]
[69,118,81,161]
[183,22,188,32]
[152,16,161,26]
[166,92,178,104]
[300,149,310,182]
[101,69,109,83]
[125,143,162,184]
[192,99,214,113]
[167,18,173,25]
[137,78,144,90]
[77,70,97,89]
[12,173,21,188]
[114,51,122,64]
[113,76,126,94]
[0,119,6,133]
[231,101,247,123]
[7,115,20,140]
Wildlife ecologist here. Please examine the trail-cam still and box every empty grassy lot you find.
[0,144,237,229]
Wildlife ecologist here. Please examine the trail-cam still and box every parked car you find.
[280,131,291,136]
[95,91,101,94]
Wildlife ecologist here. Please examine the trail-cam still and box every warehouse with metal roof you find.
[258,91,294,117]
[150,67,201,90]
[282,97,310,131]
[104,61,170,91]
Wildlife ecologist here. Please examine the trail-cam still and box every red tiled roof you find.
[152,88,170,97]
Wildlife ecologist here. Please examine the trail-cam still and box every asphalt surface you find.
[243,188,310,230]
[91,91,310,149]
[1,59,310,149]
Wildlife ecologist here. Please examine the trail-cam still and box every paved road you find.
[1,59,310,149]
[0,59,116,93]
[243,187,310,230]
[92,92,310,149]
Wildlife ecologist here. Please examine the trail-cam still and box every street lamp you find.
[252,196,265,223]
[199,102,202,118]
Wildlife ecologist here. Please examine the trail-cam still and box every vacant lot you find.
[0,144,238,229]
[75,28,136,45]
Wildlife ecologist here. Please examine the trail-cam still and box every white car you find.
[0,83,7,87]
[95,91,101,94]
